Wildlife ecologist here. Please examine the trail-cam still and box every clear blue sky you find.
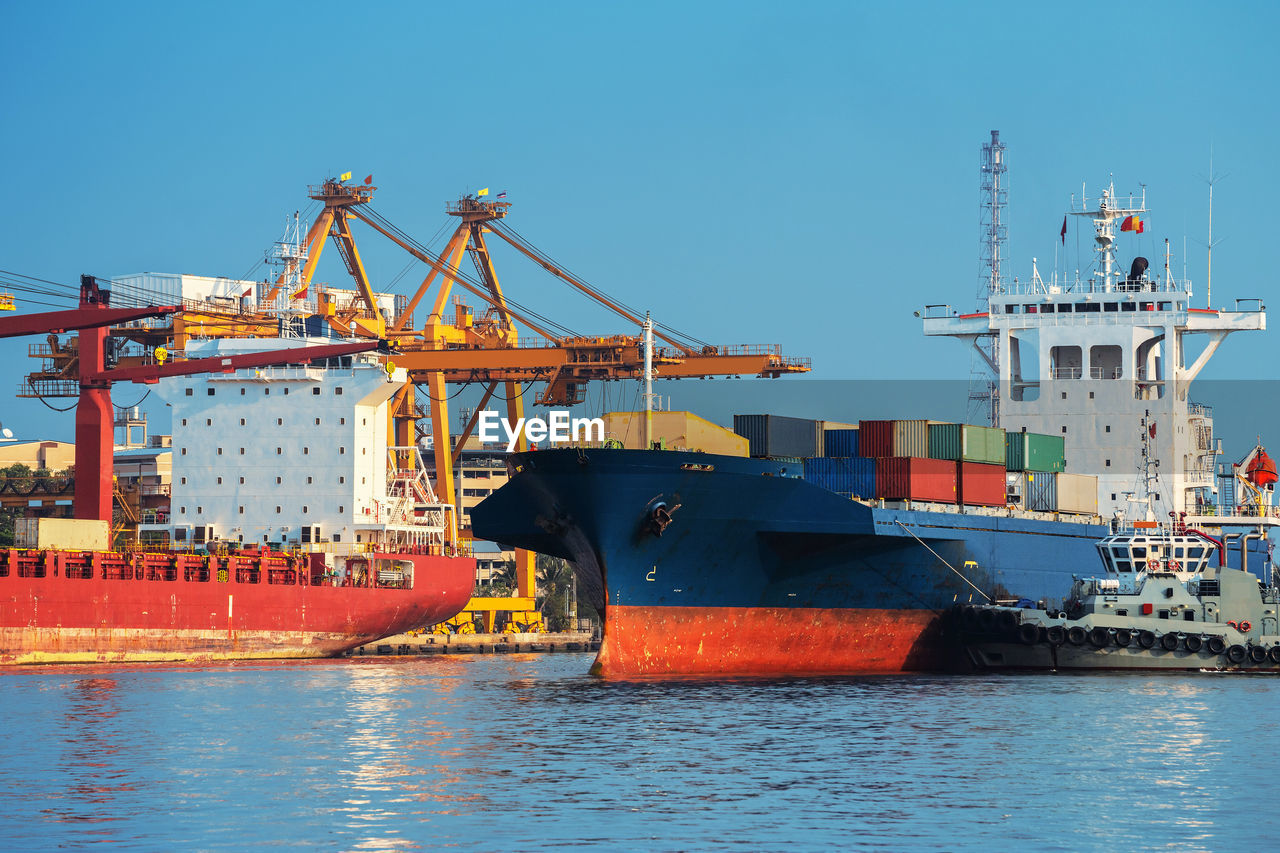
[2,0,1276,442]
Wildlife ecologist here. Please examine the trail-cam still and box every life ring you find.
[1248,646,1267,664]
[1046,625,1066,645]
[1226,644,1247,664]
[1088,627,1110,648]
[1114,628,1133,648]
[1227,620,1238,630]
[1207,636,1227,655]
[1184,635,1203,653]
[1147,559,1160,572]
[1017,623,1040,645]
[1067,626,1087,645]
[1168,559,1181,571]
[1160,633,1179,652]
[1239,621,1253,633]
[1136,630,1156,649]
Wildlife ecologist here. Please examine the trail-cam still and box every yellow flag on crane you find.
[477,188,490,197]
[340,171,353,182]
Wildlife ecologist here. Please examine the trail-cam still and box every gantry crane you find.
[48,177,809,630]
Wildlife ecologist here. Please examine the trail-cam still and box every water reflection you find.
[3,659,1280,851]
[42,671,138,829]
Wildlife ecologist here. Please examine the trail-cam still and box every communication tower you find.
[969,130,1007,425]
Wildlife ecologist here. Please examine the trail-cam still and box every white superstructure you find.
[140,337,450,557]
[925,182,1266,519]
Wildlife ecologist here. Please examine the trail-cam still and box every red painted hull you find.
[0,549,475,665]
[590,605,950,678]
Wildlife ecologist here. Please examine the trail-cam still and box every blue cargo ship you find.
[473,165,1278,677]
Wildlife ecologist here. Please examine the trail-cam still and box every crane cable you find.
[489,220,715,350]
[358,206,580,338]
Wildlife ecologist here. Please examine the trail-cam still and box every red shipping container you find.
[875,457,956,503]
[956,461,1005,506]
[858,420,894,457]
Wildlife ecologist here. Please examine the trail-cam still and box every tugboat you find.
[958,523,1280,671]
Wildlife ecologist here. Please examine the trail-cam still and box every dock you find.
[350,631,600,657]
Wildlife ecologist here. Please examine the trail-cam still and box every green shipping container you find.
[928,423,1005,465]
[1005,431,1066,472]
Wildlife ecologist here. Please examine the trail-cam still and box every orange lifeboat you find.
[1247,448,1278,487]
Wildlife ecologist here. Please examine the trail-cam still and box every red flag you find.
[1149,422,1156,439]
[1121,215,1144,233]
[364,175,373,185]
[242,287,252,298]
[1060,216,1067,243]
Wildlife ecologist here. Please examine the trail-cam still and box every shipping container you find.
[1055,473,1098,514]
[857,420,894,457]
[892,419,945,458]
[956,461,1006,506]
[875,457,957,503]
[1024,471,1057,512]
[803,456,876,497]
[14,517,110,551]
[822,428,860,458]
[733,415,821,459]
[602,411,748,456]
[929,423,1005,464]
[1005,431,1067,472]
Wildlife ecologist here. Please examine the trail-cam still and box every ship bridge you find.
[922,184,1267,520]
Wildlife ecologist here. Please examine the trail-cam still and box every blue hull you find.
[472,448,1271,675]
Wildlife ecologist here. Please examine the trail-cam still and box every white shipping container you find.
[14,518,110,551]
[1055,473,1098,514]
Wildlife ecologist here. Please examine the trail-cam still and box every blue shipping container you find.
[802,456,876,498]
[823,429,859,458]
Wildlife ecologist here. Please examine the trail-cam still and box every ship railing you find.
[996,277,1193,297]
[1188,402,1213,418]
[1050,367,1082,379]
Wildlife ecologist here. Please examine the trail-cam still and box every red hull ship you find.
[0,548,474,664]
[1,276,478,664]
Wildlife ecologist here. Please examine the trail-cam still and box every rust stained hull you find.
[0,550,475,665]
[591,604,949,678]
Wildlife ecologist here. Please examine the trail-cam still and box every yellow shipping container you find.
[600,411,748,456]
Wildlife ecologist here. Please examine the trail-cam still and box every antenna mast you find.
[1203,151,1227,309]
[970,130,1007,426]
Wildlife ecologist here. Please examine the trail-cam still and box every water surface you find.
[3,655,1277,851]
